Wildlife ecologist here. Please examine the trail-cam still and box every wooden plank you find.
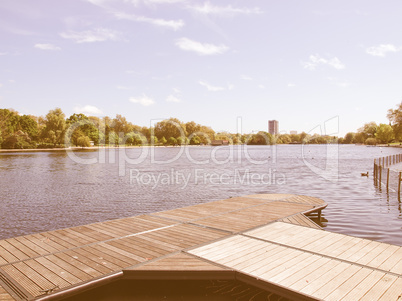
[14,236,50,256]
[187,235,246,257]
[6,238,41,258]
[30,233,66,252]
[200,237,262,263]
[230,244,284,270]
[367,244,400,269]
[311,264,361,299]
[269,252,323,284]
[0,246,18,264]
[80,246,133,269]
[98,242,145,263]
[53,252,103,278]
[335,237,372,261]
[217,239,274,265]
[11,261,56,291]
[35,256,82,285]
[258,251,313,280]
[378,247,402,272]
[356,242,392,266]
[242,247,297,275]
[131,253,227,271]
[90,244,140,266]
[341,270,387,301]
[359,274,398,301]
[279,256,332,288]
[289,259,343,291]
[300,262,352,295]
[1,264,43,297]
[0,285,14,301]
[69,248,121,273]
[0,240,30,261]
[24,259,71,289]
[378,277,402,300]
[44,254,93,282]
[324,268,375,301]
[250,248,304,277]
[63,250,113,274]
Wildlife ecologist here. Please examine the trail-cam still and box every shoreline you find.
[1,143,401,153]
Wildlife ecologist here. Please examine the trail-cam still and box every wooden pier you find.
[0,194,401,300]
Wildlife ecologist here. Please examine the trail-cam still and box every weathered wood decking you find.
[0,194,400,300]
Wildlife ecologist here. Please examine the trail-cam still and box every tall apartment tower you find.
[268,120,279,135]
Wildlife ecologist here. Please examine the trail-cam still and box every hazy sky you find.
[1,0,401,136]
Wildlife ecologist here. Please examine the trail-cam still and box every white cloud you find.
[60,28,123,43]
[0,52,7,56]
[166,95,181,102]
[130,94,155,106]
[34,43,61,51]
[366,44,401,57]
[74,105,103,115]
[116,85,132,90]
[228,83,234,90]
[114,12,184,30]
[302,54,345,70]
[176,37,228,55]
[241,75,253,81]
[287,83,296,87]
[173,87,181,94]
[199,81,225,91]
[145,0,185,4]
[258,84,265,89]
[190,2,263,16]
[0,84,3,88]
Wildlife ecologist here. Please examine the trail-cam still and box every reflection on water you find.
[0,145,401,246]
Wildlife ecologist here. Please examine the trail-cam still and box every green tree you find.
[358,122,377,141]
[387,102,402,140]
[247,132,272,145]
[154,118,186,140]
[185,121,200,136]
[66,113,100,145]
[365,137,377,145]
[44,108,66,146]
[77,136,91,147]
[2,130,35,149]
[18,115,38,141]
[168,137,177,145]
[375,123,394,143]
[190,136,201,145]
[343,132,355,144]
[112,114,133,134]
[160,136,167,145]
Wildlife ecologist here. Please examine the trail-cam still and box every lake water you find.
[1,145,402,246]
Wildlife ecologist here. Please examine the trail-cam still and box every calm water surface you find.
[1,145,401,246]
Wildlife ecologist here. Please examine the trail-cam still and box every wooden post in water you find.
[387,168,390,192]
[379,165,382,186]
[398,172,401,198]
[374,160,377,183]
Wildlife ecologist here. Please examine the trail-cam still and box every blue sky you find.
[0,0,401,136]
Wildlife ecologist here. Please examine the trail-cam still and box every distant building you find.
[290,131,297,135]
[268,120,279,135]
[211,140,229,146]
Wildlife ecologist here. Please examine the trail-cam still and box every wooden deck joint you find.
[241,228,402,278]
[0,268,32,301]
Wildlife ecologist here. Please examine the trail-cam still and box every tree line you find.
[338,102,402,145]
[0,103,401,149]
